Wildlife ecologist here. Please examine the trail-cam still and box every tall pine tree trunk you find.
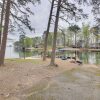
[62,31,66,48]
[75,32,77,60]
[50,0,62,66]
[43,0,55,61]
[0,0,11,66]
[0,0,6,45]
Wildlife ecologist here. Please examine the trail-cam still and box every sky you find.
[8,0,50,42]
[29,0,51,37]
[8,0,95,42]
[28,0,95,36]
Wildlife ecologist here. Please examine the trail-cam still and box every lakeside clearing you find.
[0,59,100,100]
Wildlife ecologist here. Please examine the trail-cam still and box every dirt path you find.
[0,59,99,100]
[24,67,100,100]
[0,59,76,100]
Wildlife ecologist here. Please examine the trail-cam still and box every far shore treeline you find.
[14,24,100,50]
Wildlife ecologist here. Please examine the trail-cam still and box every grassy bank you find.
[5,58,44,65]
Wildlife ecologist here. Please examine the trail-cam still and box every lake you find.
[5,45,42,59]
[56,50,100,65]
[5,46,100,65]
[5,46,19,59]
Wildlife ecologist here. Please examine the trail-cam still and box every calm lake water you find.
[5,46,100,65]
[5,46,41,59]
[57,50,100,65]
[5,46,19,59]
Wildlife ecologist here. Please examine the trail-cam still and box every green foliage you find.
[19,36,33,48]
[82,24,90,38]
[68,25,80,46]
[14,36,42,49]
[91,26,100,37]
[82,24,90,47]
[47,52,51,58]
[68,25,80,33]
[47,33,53,46]
[14,41,20,46]
[33,37,42,47]
[64,29,74,46]
[24,37,33,48]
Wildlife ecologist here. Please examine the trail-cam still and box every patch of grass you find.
[5,59,44,65]
[95,73,100,76]
[96,84,100,88]
[28,94,56,100]
[95,70,100,76]
[27,94,44,100]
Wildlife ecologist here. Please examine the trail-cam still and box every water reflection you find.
[57,51,100,65]
[5,46,19,58]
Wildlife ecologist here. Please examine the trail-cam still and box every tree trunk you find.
[75,33,77,60]
[50,0,62,66]
[62,32,66,48]
[0,0,6,45]
[0,0,11,66]
[96,36,98,49]
[43,0,55,61]
[64,34,66,48]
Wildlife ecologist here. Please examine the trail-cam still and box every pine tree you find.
[0,0,6,45]
[50,0,62,66]
[43,0,55,61]
[0,0,11,66]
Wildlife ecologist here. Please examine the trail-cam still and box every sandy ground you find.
[0,59,99,100]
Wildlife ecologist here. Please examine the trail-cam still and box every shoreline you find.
[48,48,100,52]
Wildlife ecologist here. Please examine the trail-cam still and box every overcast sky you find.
[30,0,51,37]
[29,0,95,36]
[8,0,95,42]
